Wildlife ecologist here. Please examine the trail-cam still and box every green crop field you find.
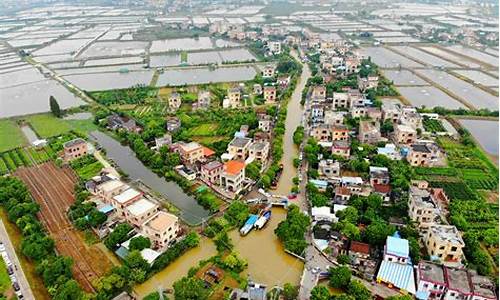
[187,123,219,136]
[0,119,26,152]
[26,114,71,138]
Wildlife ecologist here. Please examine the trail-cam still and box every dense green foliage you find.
[90,85,156,106]
[49,95,62,118]
[275,205,310,256]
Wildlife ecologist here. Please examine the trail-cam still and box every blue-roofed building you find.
[377,260,416,294]
[99,204,115,215]
[384,236,410,264]
[309,179,328,191]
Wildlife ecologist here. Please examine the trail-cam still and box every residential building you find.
[263,86,277,103]
[227,137,252,161]
[377,143,400,160]
[258,115,272,133]
[168,92,182,110]
[350,105,367,119]
[318,159,340,179]
[142,211,179,249]
[154,134,172,150]
[408,186,440,229]
[311,103,325,122]
[221,160,246,194]
[424,225,464,264]
[166,116,181,132]
[358,120,381,144]
[394,124,417,144]
[227,87,241,108]
[384,236,410,264]
[332,140,351,158]
[277,75,290,88]
[107,114,142,133]
[201,161,223,185]
[382,102,402,123]
[367,107,382,121]
[125,198,160,227]
[369,166,389,185]
[358,75,379,91]
[195,90,211,110]
[347,89,364,107]
[345,56,360,74]
[310,124,332,143]
[248,140,270,163]
[445,267,472,300]
[312,85,326,100]
[96,180,129,202]
[332,92,349,109]
[349,241,371,260]
[469,271,497,300]
[416,261,448,300]
[262,65,275,78]
[334,186,351,204]
[332,125,349,141]
[407,143,444,167]
[324,111,346,125]
[268,41,281,54]
[63,138,88,161]
[111,188,143,216]
[254,84,262,95]
[173,142,204,164]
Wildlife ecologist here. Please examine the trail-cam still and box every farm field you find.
[389,46,460,68]
[418,46,480,68]
[0,119,26,152]
[396,86,467,109]
[25,114,71,138]
[15,162,113,292]
[360,47,424,68]
[0,147,53,175]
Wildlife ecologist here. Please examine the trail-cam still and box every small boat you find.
[254,210,272,230]
[240,214,258,236]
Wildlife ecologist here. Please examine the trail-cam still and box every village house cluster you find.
[85,173,180,262]
[302,31,496,300]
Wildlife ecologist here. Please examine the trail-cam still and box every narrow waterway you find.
[274,50,311,197]
[89,130,210,225]
[133,237,217,298]
[230,208,304,287]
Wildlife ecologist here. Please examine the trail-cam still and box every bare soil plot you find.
[15,162,112,292]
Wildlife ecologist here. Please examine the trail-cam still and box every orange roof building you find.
[221,160,246,195]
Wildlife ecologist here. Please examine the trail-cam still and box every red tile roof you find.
[373,184,391,194]
[224,160,245,175]
[350,241,370,254]
[203,146,215,157]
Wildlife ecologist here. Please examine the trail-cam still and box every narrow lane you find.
[0,219,35,300]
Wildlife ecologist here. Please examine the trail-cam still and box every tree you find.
[283,283,299,300]
[337,254,350,265]
[336,207,359,224]
[104,223,132,250]
[347,280,371,300]
[36,256,73,287]
[214,231,233,252]
[364,221,395,246]
[129,236,151,251]
[329,265,351,289]
[245,161,261,180]
[49,96,62,118]
[52,279,84,300]
[310,286,330,300]
[340,222,361,241]
[173,277,209,300]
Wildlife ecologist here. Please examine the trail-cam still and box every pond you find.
[63,70,153,91]
[457,119,499,156]
[397,86,467,109]
[156,66,256,87]
[88,131,210,225]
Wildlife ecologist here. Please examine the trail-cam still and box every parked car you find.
[0,243,5,252]
[12,282,20,291]
[7,265,13,275]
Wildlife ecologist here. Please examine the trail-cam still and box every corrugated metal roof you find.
[386,236,409,258]
[377,261,416,294]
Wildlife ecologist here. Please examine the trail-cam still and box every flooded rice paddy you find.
[457,119,499,156]
[156,66,256,86]
[397,86,467,109]
[382,70,428,86]
[415,69,498,110]
[453,70,499,87]
[361,47,423,68]
[150,48,256,67]
[446,45,499,67]
[63,70,153,91]
[390,46,460,68]
[150,37,239,53]
[418,47,480,68]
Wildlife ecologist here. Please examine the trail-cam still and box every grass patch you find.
[0,120,26,152]
[187,123,219,136]
[66,118,99,135]
[0,258,11,296]
[26,114,71,138]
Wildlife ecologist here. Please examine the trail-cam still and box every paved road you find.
[0,219,35,299]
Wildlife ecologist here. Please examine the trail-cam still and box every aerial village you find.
[0,1,498,300]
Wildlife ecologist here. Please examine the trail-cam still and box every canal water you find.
[89,130,210,225]
[230,208,304,287]
[134,237,217,298]
[274,50,311,197]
